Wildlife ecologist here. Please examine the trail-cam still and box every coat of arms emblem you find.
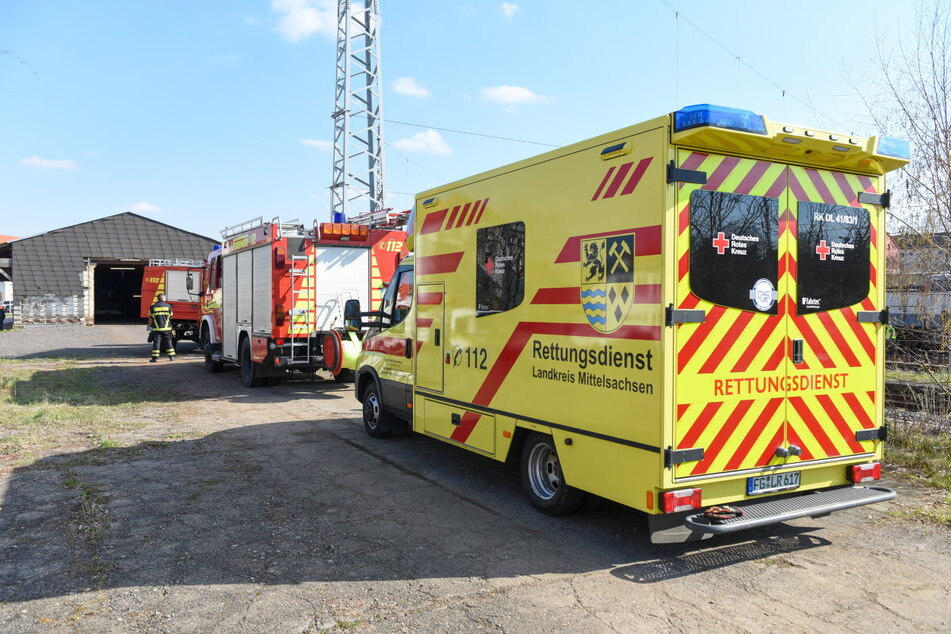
[580,234,634,333]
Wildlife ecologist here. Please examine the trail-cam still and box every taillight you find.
[274,304,286,327]
[274,246,287,270]
[660,488,702,513]
[274,338,284,345]
[848,462,881,483]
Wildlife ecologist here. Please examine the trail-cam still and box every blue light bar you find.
[877,136,910,160]
[674,104,767,135]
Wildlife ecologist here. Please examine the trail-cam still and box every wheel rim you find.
[364,392,381,430]
[527,441,561,501]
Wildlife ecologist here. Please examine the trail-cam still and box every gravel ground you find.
[0,324,949,633]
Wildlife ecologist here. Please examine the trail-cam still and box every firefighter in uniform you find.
[148,293,176,362]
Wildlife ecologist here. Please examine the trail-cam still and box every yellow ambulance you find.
[347,104,908,542]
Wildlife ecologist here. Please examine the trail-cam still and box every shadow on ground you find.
[0,418,832,602]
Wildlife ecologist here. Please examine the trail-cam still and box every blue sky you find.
[0,0,917,242]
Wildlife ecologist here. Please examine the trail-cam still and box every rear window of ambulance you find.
[797,201,871,314]
[689,190,780,314]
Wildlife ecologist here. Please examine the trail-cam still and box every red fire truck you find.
[139,259,205,346]
[194,215,407,386]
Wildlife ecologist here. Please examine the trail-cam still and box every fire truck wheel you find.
[521,432,586,515]
[361,383,392,438]
[240,338,267,388]
[201,333,222,373]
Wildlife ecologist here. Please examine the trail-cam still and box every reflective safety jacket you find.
[149,301,173,331]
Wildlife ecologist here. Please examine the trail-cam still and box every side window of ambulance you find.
[689,190,779,314]
[380,267,413,327]
[476,221,525,317]
[797,202,870,314]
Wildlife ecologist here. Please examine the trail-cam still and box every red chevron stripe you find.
[817,312,861,367]
[603,162,634,199]
[815,394,866,454]
[701,156,742,191]
[421,209,448,235]
[698,311,755,374]
[732,314,783,372]
[417,252,464,275]
[841,307,876,361]
[806,169,837,205]
[756,425,787,467]
[454,202,472,228]
[679,293,701,310]
[635,284,661,304]
[418,292,443,305]
[677,401,723,449]
[531,287,577,305]
[417,318,434,328]
[555,225,661,262]
[677,152,709,190]
[678,250,689,281]
[866,390,875,403]
[725,397,783,470]
[858,175,875,192]
[762,337,788,372]
[679,202,690,235]
[735,161,771,194]
[592,167,616,201]
[765,171,787,198]
[677,403,690,419]
[788,170,809,202]
[678,305,727,372]
[473,198,489,224]
[619,157,653,195]
[690,399,754,475]
[842,392,876,429]
[831,172,861,206]
[445,205,461,228]
[786,425,816,461]
[793,314,836,368]
[789,396,840,456]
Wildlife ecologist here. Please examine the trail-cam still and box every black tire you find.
[333,368,355,383]
[361,382,391,438]
[240,337,266,388]
[520,432,586,515]
[202,330,223,373]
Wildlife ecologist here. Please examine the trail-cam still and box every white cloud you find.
[271,0,335,42]
[124,202,161,214]
[501,3,518,18]
[393,77,431,98]
[300,138,333,152]
[18,156,78,171]
[480,85,548,105]
[393,129,452,155]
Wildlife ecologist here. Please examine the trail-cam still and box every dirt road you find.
[0,325,948,632]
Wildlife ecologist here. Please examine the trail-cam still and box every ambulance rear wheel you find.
[521,432,586,515]
[240,338,266,388]
[362,383,391,438]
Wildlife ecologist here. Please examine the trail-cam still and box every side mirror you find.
[344,299,362,330]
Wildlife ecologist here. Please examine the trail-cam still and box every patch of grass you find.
[888,497,951,527]
[886,418,951,491]
[0,359,179,462]
[336,621,362,631]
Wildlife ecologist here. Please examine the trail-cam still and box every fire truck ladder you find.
[287,249,314,367]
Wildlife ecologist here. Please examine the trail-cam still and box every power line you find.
[385,119,559,148]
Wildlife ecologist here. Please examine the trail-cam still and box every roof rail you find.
[220,216,264,239]
[148,258,204,267]
[346,208,411,229]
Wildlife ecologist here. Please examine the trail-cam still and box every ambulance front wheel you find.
[521,432,586,515]
[362,383,392,438]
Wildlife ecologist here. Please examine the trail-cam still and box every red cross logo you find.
[712,232,729,255]
[816,240,831,260]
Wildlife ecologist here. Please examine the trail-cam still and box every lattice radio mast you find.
[331,0,385,222]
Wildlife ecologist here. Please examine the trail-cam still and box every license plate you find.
[747,471,801,495]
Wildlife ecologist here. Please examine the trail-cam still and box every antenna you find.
[331,0,385,222]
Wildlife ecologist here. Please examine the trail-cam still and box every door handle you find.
[792,338,804,364]
[405,338,413,359]
[435,328,440,346]
[451,413,461,426]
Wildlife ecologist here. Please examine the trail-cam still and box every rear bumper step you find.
[684,486,896,534]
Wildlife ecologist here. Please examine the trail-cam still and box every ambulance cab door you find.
[671,151,790,480]
[784,166,884,465]
[415,282,445,393]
